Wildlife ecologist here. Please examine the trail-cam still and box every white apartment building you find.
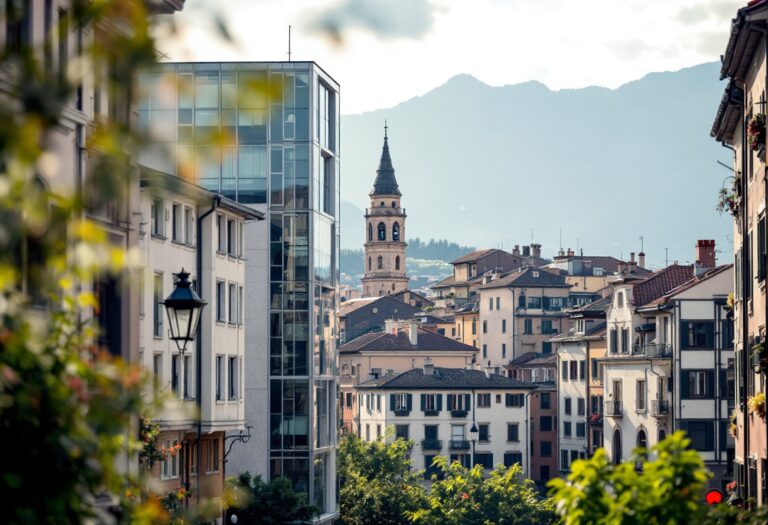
[138,169,263,499]
[600,258,734,489]
[357,365,535,478]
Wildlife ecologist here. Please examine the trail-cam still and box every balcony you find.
[450,409,469,418]
[421,439,443,451]
[632,343,672,358]
[365,207,406,216]
[423,410,439,417]
[393,409,411,417]
[650,399,669,417]
[588,413,603,426]
[449,439,471,450]
[605,400,622,417]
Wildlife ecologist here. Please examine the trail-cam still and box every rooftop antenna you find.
[530,229,534,244]
[559,227,563,252]
[288,25,292,62]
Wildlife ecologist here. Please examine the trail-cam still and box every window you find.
[228,283,237,324]
[205,439,220,473]
[683,421,714,451]
[395,256,400,270]
[496,297,500,309]
[505,393,524,407]
[681,322,715,349]
[365,424,370,441]
[610,329,618,354]
[502,319,506,333]
[368,223,373,241]
[542,320,553,334]
[171,355,179,395]
[507,423,519,442]
[527,297,542,309]
[482,344,487,358]
[422,393,441,413]
[392,393,412,412]
[577,397,585,416]
[153,354,162,386]
[474,452,493,469]
[621,328,629,354]
[616,291,624,308]
[591,395,603,415]
[424,424,438,441]
[636,380,646,411]
[540,441,552,457]
[153,273,163,337]
[564,397,572,415]
[564,421,572,437]
[216,281,226,322]
[478,423,490,442]
[472,320,477,335]
[502,343,506,358]
[576,423,586,438]
[228,356,238,400]
[504,451,523,467]
[395,425,409,440]
[183,355,191,398]
[185,207,194,244]
[217,214,226,252]
[238,286,244,325]
[5,0,30,53]
[579,361,585,381]
[518,294,526,308]
[377,256,383,270]
[215,355,224,401]
[161,439,180,479]
[346,392,353,407]
[151,200,164,236]
[172,203,182,241]
[227,219,236,256]
[682,370,712,398]
[570,361,578,380]
[477,393,491,408]
[448,393,470,411]
[591,358,599,380]
[562,361,568,381]
[540,416,553,432]
[759,215,767,282]
[524,319,533,334]
[540,392,551,409]
[489,297,493,311]
[377,222,386,241]
[482,320,488,333]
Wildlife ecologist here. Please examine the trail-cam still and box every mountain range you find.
[339,62,733,269]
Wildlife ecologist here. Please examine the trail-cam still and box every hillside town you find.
[3,0,768,524]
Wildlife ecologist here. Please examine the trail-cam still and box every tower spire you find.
[370,121,401,196]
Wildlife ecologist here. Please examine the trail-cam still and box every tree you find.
[407,457,555,525]
[548,431,721,525]
[338,434,426,525]
[226,473,318,525]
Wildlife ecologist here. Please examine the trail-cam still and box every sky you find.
[155,0,743,114]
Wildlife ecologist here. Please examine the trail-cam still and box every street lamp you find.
[469,422,478,468]
[162,269,206,355]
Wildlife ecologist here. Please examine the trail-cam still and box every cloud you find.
[676,1,740,25]
[695,30,730,56]
[609,39,657,61]
[306,0,435,42]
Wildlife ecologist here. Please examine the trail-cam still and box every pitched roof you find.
[479,267,570,290]
[338,297,380,317]
[507,352,557,368]
[370,131,401,196]
[570,296,611,315]
[338,328,478,354]
[358,366,534,390]
[452,249,499,264]
[630,264,695,307]
[638,264,733,310]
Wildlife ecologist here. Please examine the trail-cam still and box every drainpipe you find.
[524,390,532,478]
[195,195,220,506]
[739,74,751,500]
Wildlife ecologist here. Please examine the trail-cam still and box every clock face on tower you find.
[362,124,409,298]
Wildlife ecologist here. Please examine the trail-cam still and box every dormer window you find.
[532,271,539,278]
[616,291,624,308]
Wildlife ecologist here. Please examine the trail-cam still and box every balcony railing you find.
[393,409,411,417]
[449,439,471,450]
[365,207,406,216]
[421,439,443,450]
[605,400,622,417]
[450,409,469,418]
[632,343,672,358]
[650,399,669,417]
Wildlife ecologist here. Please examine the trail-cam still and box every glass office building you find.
[139,62,339,518]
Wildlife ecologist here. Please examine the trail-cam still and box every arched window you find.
[368,223,373,241]
[392,222,400,241]
[612,429,622,465]
[377,256,383,269]
[368,257,372,271]
[395,255,400,270]
[377,222,386,241]
[658,428,666,443]
[636,429,647,449]
[391,201,396,208]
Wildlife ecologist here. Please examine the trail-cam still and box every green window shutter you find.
[389,393,396,409]
[464,394,471,409]
[680,372,689,399]
[447,394,454,410]
[436,394,443,411]
[407,394,413,411]
[680,322,690,349]
[421,394,426,411]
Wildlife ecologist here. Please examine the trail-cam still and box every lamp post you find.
[469,422,478,469]
[163,269,206,504]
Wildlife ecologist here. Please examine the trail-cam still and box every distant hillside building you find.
[362,126,409,297]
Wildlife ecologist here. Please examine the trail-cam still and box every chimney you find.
[617,262,625,274]
[408,320,419,346]
[522,246,530,257]
[385,319,397,335]
[567,247,574,257]
[695,240,716,270]
[531,243,542,258]
[638,251,646,268]
[628,252,637,273]
[484,360,492,378]
[513,244,520,256]
[423,357,434,375]
[630,252,635,263]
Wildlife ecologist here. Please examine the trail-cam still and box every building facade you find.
[338,295,421,344]
[139,61,340,520]
[357,366,534,478]
[138,169,262,501]
[711,0,768,504]
[362,127,409,297]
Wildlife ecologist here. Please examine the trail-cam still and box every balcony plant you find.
[729,410,737,439]
[748,113,766,156]
[716,187,740,217]
[726,292,735,312]
[747,392,766,419]
[751,341,768,372]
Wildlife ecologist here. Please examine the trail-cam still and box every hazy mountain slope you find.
[340,62,732,269]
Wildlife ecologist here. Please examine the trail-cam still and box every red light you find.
[705,489,724,505]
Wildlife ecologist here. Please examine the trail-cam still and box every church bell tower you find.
[362,124,409,297]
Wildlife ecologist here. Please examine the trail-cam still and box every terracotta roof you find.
[479,267,570,290]
[338,328,478,354]
[358,366,534,390]
[630,264,695,307]
[638,264,733,310]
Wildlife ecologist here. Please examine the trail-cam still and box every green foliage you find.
[548,431,714,525]
[407,457,555,525]
[226,472,318,525]
[338,433,427,525]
